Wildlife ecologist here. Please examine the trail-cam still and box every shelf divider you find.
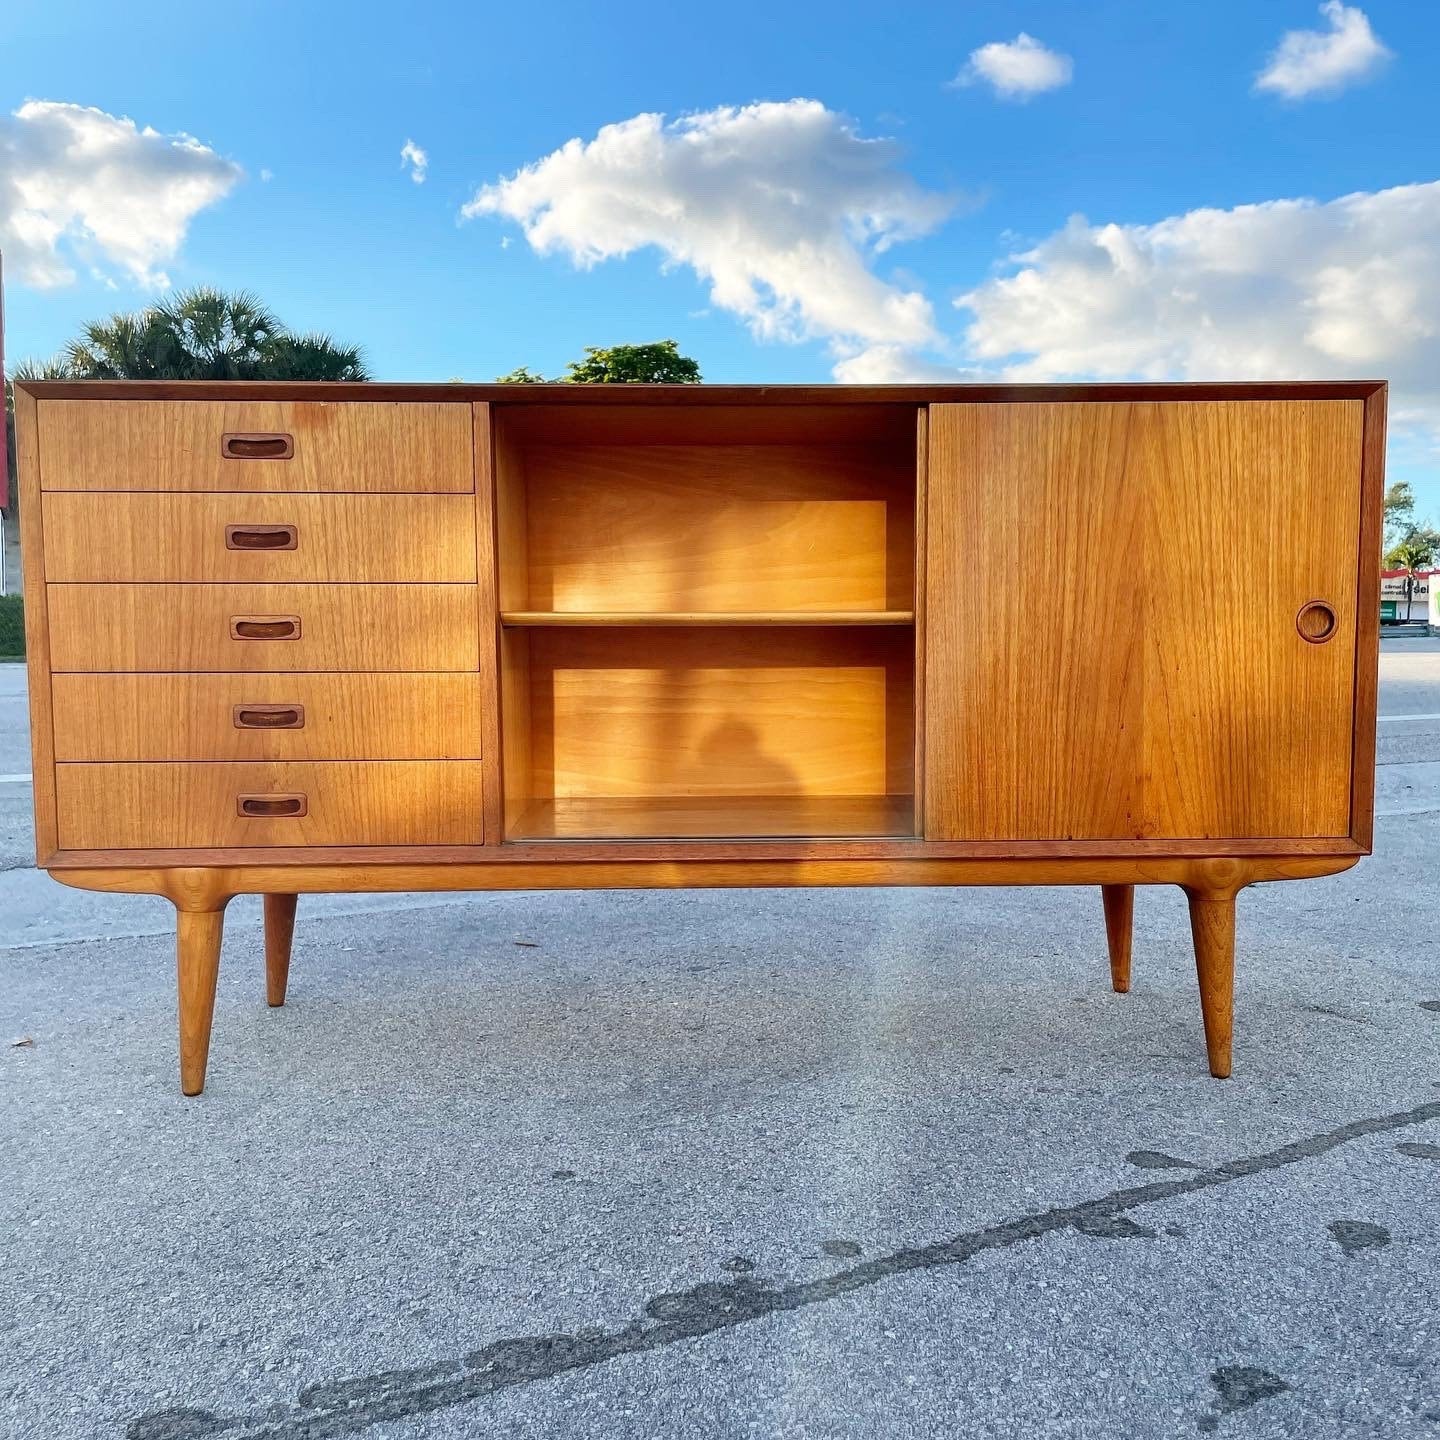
[500,610,915,628]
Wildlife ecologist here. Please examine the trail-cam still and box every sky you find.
[4,0,1439,517]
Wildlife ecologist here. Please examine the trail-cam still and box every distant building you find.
[1381,568,1433,625]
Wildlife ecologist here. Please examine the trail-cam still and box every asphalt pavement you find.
[2,643,1439,1439]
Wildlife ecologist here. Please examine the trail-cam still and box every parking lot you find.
[3,641,1439,1439]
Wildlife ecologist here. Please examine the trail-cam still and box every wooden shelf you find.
[509,794,915,841]
[500,610,915,627]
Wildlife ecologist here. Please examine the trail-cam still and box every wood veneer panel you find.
[473,403,507,846]
[511,442,915,612]
[500,611,914,627]
[912,406,928,839]
[925,400,1363,842]
[36,400,473,492]
[926,403,1143,840]
[42,493,476,582]
[495,403,917,447]
[47,855,1359,901]
[511,794,913,840]
[42,836,1364,871]
[1137,400,1360,839]
[48,584,478,672]
[492,407,534,836]
[13,386,59,860]
[19,381,1386,406]
[1350,385,1387,851]
[55,760,483,848]
[51,674,482,761]
[523,626,914,810]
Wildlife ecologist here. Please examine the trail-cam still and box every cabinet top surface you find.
[17,379,1387,405]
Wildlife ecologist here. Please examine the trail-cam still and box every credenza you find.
[13,381,1387,1093]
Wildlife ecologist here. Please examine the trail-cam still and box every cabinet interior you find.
[493,404,920,840]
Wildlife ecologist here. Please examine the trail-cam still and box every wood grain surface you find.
[47,584,479,672]
[36,399,473,492]
[55,760,484,848]
[925,400,1364,841]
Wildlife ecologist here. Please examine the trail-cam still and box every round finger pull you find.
[1296,600,1337,643]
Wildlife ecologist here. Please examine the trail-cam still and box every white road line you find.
[1377,712,1440,723]
[0,773,33,784]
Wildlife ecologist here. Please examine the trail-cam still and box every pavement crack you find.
[125,1094,1440,1440]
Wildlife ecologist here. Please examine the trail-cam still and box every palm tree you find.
[1384,528,1440,622]
[6,290,367,516]
[39,288,368,382]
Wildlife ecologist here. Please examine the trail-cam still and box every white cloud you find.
[956,180,1440,427]
[832,345,972,383]
[1255,2,1390,99]
[955,34,1073,100]
[0,100,240,289]
[463,100,954,349]
[400,138,428,184]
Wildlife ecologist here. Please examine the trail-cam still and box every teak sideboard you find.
[13,381,1387,1094]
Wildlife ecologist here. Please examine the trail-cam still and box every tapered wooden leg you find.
[264,894,298,1007]
[1100,884,1134,993]
[1186,891,1236,1079]
[177,908,226,1096]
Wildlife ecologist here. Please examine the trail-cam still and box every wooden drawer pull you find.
[225,523,298,551]
[1296,599,1337,643]
[237,793,308,818]
[233,703,306,730]
[230,615,301,640]
[221,432,294,460]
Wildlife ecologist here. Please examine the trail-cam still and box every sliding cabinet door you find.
[924,400,1363,842]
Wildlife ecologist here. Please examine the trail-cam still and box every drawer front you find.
[48,584,479,672]
[51,674,482,761]
[55,761,484,848]
[37,400,474,493]
[42,493,477,583]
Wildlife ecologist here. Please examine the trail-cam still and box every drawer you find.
[37,400,474,493]
[42,493,476,583]
[48,584,479,672]
[51,674,482,761]
[54,761,483,848]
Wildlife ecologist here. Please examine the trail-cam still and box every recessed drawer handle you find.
[233,704,305,729]
[226,524,298,551]
[230,615,301,640]
[221,432,294,460]
[1296,599,1337,643]
[237,793,307,818]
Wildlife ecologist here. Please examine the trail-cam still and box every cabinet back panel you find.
[37,400,474,492]
[519,627,914,805]
[496,438,915,612]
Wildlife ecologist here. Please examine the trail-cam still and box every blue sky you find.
[5,0,1439,516]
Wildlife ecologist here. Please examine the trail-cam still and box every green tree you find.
[494,340,702,385]
[29,288,367,382]
[5,290,367,513]
[565,340,700,384]
[1385,522,1440,622]
[5,360,69,516]
[1384,481,1416,553]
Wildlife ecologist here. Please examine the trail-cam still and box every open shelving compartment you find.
[493,403,920,841]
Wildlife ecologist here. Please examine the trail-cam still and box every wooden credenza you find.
[14,381,1387,1093]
